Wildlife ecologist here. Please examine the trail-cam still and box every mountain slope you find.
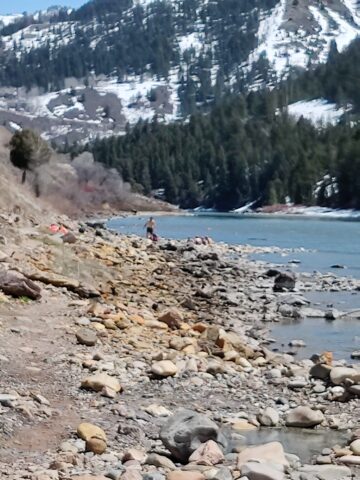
[84,39,360,211]
[0,0,360,144]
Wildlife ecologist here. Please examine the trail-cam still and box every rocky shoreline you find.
[0,215,359,480]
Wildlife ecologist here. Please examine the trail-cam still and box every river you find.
[108,213,360,279]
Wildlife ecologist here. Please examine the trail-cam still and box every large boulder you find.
[273,273,296,292]
[237,442,288,469]
[285,406,324,428]
[160,409,227,462]
[0,270,41,300]
[330,367,360,385]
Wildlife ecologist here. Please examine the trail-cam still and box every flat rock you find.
[241,462,284,480]
[294,465,351,480]
[81,373,121,393]
[144,404,172,417]
[167,473,205,480]
[285,406,324,428]
[237,442,288,468]
[0,269,41,300]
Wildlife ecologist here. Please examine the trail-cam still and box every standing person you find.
[144,216,156,239]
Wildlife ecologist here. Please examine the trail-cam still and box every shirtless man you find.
[144,217,156,239]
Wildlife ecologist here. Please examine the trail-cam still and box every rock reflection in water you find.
[243,428,349,463]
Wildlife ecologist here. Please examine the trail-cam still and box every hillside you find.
[84,37,360,212]
[0,0,360,144]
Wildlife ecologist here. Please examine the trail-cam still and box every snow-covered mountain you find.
[0,0,359,144]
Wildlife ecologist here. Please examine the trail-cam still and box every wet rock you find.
[188,440,225,466]
[257,407,279,427]
[152,361,178,377]
[76,329,97,346]
[0,269,41,300]
[285,406,324,428]
[289,339,306,347]
[160,409,227,462]
[237,442,288,468]
[241,462,284,480]
[158,309,184,329]
[324,309,342,320]
[81,373,121,394]
[330,367,360,385]
[273,273,295,292]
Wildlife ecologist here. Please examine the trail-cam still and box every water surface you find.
[108,213,360,278]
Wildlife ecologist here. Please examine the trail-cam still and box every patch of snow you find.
[287,99,348,126]
[342,0,360,26]
[0,14,22,27]
[325,8,360,51]
[9,121,21,131]
[178,32,203,54]
[286,206,360,218]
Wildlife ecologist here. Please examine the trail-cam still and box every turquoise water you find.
[108,213,360,279]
